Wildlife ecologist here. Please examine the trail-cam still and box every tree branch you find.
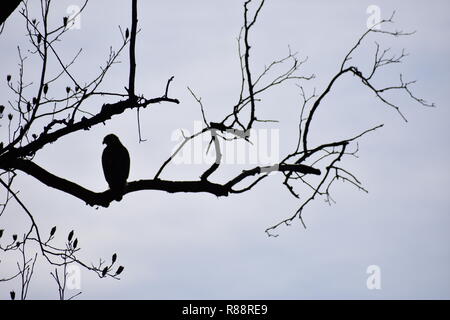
[128,0,137,98]
[1,158,321,208]
[1,96,179,159]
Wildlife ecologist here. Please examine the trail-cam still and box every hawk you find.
[102,134,130,201]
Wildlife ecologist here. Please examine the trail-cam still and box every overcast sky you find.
[1,0,449,299]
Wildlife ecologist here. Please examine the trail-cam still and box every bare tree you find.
[0,0,432,298]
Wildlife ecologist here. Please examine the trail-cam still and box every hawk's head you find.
[103,134,120,146]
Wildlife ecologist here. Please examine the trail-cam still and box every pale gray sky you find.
[0,0,449,299]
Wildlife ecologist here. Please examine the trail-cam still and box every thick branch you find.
[2,159,321,208]
[128,0,138,97]
[226,164,320,190]
[1,96,179,159]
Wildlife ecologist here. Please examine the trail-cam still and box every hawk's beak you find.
[102,137,106,144]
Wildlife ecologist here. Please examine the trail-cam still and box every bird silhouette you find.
[102,134,130,201]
